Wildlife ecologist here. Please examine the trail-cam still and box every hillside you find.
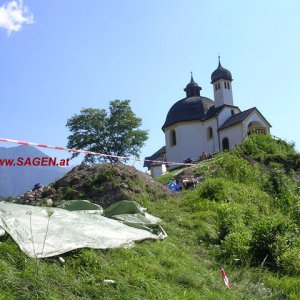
[0,135,299,299]
[0,145,70,196]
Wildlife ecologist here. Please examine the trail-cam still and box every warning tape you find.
[0,138,197,167]
[220,268,231,289]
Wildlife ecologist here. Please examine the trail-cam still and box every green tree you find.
[66,100,148,163]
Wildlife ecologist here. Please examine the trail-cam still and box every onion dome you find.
[162,73,214,130]
[211,57,233,83]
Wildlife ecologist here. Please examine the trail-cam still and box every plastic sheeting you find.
[105,200,163,233]
[57,199,104,215]
[0,202,166,258]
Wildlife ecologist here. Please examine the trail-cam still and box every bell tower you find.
[211,57,233,107]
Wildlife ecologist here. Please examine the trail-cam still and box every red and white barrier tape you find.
[0,138,196,167]
[220,268,230,289]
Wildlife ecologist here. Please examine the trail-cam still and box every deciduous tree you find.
[66,100,148,163]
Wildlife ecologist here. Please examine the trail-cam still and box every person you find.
[168,178,181,191]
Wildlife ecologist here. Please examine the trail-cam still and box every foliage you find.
[0,196,14,202]
[233,134,300,172]
[66,100,148,163]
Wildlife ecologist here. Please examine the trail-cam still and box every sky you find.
[1,0,300,170]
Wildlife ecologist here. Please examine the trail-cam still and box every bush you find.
[277,246,300,275]
[264,163,299,213]
[221,224,252,262]
[234,135,300,172]
[250,214,288,267]
[204,152,268,189]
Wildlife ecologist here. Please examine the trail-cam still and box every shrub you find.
[276,245,300,275]
[221,224,252,262]
[205,152,268,189]
[250,214,287,267]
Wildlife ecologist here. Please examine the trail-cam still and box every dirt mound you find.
[35,163,173,208]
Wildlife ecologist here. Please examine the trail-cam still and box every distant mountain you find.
[0,145,72,196]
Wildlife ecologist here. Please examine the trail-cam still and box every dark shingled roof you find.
[219,107,256,130]
[211,60,233,83]
[143,146,166,167]
[201,104,240,121]
[162,96,214,130]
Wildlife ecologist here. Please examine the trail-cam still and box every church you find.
[144,58,271,177]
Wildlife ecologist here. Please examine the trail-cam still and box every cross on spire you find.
[191,71,194,82]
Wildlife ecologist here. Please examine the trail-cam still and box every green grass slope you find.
[0,135,299,299]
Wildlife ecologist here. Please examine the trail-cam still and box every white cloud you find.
[0,0,34,36]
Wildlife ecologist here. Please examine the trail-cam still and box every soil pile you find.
[17,163,172,208]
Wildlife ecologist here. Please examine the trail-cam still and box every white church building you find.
[144,59,271,177]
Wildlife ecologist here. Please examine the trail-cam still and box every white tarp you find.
[0,202,165,258]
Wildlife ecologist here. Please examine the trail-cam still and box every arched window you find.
[222,137,229,151]
[207,127,213,140]
[170,129,176,146]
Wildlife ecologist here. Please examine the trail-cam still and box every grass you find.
[0,194,296,299]
[0,135,299,299]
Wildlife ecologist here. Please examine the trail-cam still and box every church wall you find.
[218,107,239,126]
[219,124,244,150]
[165,119,219,166]
[201,118,220,154]
[165,122,203,164]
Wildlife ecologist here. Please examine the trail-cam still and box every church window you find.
[207,127,213,139]
[222,137,229,151]
[215,84,217,91]
[224,82,227,89]
[231,110,235,115]
[228,83,230,90]
[218,82,220,89]
[170,129,177,146]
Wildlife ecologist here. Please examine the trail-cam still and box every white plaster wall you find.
[201,118,220,153]
[219,124,244,150]
[218,107,240,126]
[165,119,219,165]
[213,79,233,107]
[242,112,271,136]
[150,164,167,177]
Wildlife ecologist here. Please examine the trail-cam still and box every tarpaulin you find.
[0,201,166,258]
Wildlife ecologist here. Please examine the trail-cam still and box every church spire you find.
[190,71,194,82]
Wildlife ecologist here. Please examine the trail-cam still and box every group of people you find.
[168,177,199,191]
[184,152,213,164]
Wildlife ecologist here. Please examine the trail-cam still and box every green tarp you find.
[105,200,163,234]
[57,199,103,214]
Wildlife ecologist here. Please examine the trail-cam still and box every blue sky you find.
[1,0,300,169]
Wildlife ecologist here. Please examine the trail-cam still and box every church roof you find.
[143,146,166,167]
[211,59,233,83]
[162,96,214,130]
[201,104,239,121]
[218,107,256,130]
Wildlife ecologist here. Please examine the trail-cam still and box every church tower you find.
[211,57,233,107]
